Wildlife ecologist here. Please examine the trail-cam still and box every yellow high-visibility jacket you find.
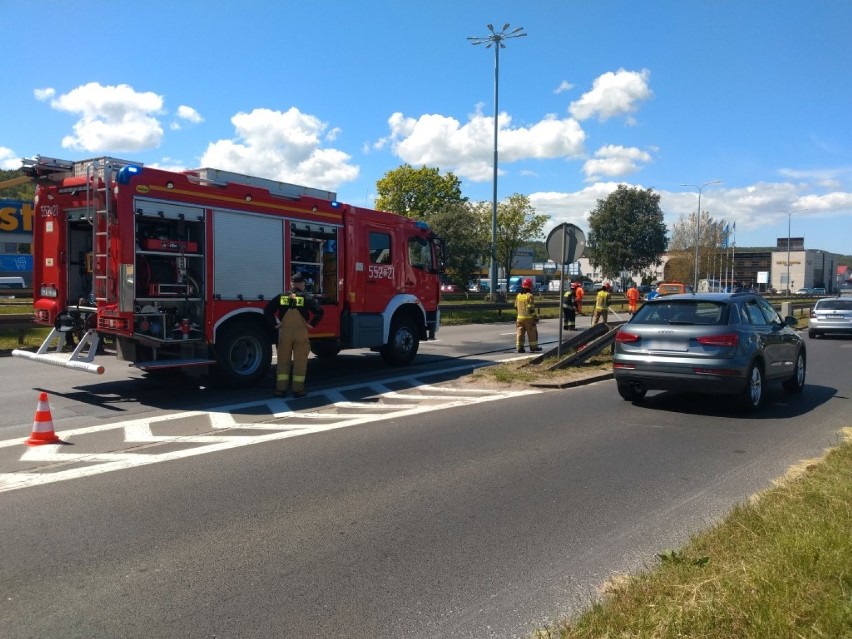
[595,289,611,310]
[514,292,538,320]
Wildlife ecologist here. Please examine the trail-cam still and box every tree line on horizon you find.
[3,165,848,286]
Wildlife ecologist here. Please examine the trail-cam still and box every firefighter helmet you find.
[570,281,580,288]
[602,282,612,290]
[522,278,534,290]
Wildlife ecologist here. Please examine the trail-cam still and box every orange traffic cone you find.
[26,392,62,446]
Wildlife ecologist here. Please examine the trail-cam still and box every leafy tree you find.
[429,201,490,287]
[0,170,35,200]
[586,185,668,281]
[495,193,548,286]
[375,164,466,219]
[670,210,731,283]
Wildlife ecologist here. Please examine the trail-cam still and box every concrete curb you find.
[530,372,614,390]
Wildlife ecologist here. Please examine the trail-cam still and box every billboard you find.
[0,199,34,235]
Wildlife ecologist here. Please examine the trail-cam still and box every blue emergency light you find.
[116,165,143,184]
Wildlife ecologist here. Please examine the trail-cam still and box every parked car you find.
[441,283,462,293]
[808,297,852,338]
[613,292,806,410]
[656,282,694,296]
[795,288,812,296]
[811,287,827,296]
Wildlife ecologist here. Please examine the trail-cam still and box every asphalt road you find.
[1,325,849,638]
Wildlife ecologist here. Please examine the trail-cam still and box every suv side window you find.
[743,299,769,325]
[756,296,782,324]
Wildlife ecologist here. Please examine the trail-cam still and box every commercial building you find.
[549,236,842,294]
[0,199,33,286]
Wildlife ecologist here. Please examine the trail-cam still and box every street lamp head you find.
[681,180,723,191]
[470,23,527,47]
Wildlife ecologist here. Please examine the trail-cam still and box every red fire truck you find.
[13,156,445,384]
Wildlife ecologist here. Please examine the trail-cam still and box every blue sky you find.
[2,1,851,255]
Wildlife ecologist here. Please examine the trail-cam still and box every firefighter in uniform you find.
[562,282,578,330]
[514,278,542,353]
[592,282,612,325]
[575,283,585,315]
[264,272,324,398]
[626,283,641,315]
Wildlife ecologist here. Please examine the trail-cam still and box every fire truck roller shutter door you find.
[212,210,283,300]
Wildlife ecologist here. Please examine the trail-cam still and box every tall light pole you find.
[681,180,722,290]
[469,23,527,299]
[783,208,806,297]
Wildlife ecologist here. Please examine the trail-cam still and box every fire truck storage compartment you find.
[212,210,283,300]
[290,222,340,302]
[134,199,205,342]
[65,208,98,305]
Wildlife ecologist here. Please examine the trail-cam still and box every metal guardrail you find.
[0,314,37,345]
[440,295,815,317]
[0,297,819,349]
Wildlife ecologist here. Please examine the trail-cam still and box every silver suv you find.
[613,292,806,410]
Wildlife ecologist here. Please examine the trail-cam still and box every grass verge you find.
[469,351,612,386]
[535,430,852,639]
[0,327,51,351]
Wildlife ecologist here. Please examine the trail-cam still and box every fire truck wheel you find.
[214,322,272,386]
[310,340,342,358]
[381,316,419,366]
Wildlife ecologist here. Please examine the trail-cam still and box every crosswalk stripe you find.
[0,381,541,492]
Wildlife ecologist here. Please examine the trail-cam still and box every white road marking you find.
[0,382,539,492]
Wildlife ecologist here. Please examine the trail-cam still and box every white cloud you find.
[200,107,359,191]
[527,174,852,250]
[554,81,574,94]
[170,105,203,131]
[530,182,624,228]
[582,145,652,181]
[34,87,55,101]
[176,105,203,124]
[0,147,21,170]
[383,108,586,182]
[569,68,653,122]
[46,82,165,152]
[659,181,852,234]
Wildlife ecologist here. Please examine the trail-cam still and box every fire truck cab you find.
[15,156,444,385]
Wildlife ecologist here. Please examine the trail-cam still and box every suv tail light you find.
[615,330,640,343]
[697,333,739,347]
